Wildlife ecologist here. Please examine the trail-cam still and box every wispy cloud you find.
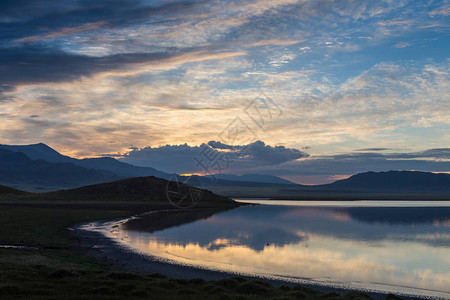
[247,39,304,47]
[429,5,450,17]
[18,21,108,42]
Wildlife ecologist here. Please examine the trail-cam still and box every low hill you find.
[38,176,238,207]
[202,171,450,199]
[195,175,301,188]
[326,170,450,191]
[269,171,450,200]
[0,184,28,195]
[205,173,296,185]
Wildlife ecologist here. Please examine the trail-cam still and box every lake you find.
[103,200,450,299]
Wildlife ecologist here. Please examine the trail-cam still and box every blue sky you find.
[0,0,449,183]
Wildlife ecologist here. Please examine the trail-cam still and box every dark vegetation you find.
[0,143,441,299]
[28,176,235,206]
[0,204,400,300]
[1,175,237,209]
[0,184,28,196]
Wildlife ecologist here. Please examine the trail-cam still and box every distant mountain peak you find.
[0,142,73,163]
[1,142,49,148]
[0,143,174,191]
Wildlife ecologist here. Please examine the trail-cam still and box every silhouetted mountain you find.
[190,175,299,187]
[0,143,74,163]
[0,143,296,191]
[211,171,450,199]
[0,143,173,180]
[75,157,172,179]
[0,149,119,190]
[40,176,237,207]
[0,184,28,195]
[2,143,449,198]
[205,173,296,185]
[325,170,450,191]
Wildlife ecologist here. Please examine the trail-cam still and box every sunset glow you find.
[0,0,448,183]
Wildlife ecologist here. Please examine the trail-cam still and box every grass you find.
[0,267,392,300]
[0,198,401,299]
[0,206,129,247]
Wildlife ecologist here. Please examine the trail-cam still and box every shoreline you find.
[72,208,433,300]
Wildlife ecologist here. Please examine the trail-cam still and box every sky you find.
[0,0,449,184]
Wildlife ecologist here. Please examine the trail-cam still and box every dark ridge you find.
[326,170,450,191]
[0,184,28,195]
[76,157,172,179]
[0,143,174,185]
[33,176,238,207]
[205,173,297,185]
[0,143,73,163]
[0,148,119,189]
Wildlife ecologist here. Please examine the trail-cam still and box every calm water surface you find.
[105,200,450,299]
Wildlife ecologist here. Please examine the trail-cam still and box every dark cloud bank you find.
[119,140,450,180]
[120,140,308,174]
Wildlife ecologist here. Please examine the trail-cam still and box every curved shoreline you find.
[73,213,437,300]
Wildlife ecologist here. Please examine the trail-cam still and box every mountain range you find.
[0,148,119,191]
[0,143,299,191]
[205,173,295,185]
[325,171,450,191]
[0,143,171,179]
[0,143,449,199]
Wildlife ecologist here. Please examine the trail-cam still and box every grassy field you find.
[0,198,404,300]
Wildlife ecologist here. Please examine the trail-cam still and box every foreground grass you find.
[1,265,391,300]
[0,200,401,299]
[0,206,129,247]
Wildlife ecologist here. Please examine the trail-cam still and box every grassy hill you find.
[326,170,450,191]
[0,184,29,195]
[20,176,238,208]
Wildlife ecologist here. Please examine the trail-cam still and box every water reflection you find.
[106,203,450,298]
